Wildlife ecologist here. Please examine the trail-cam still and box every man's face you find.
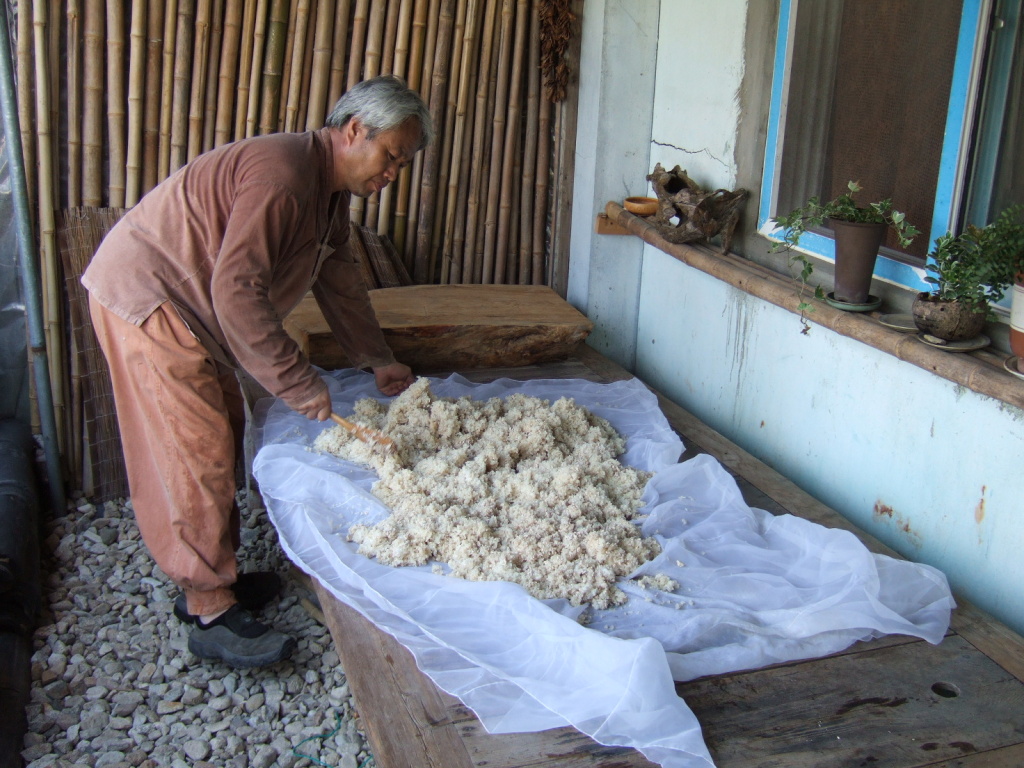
[340,117,422,198]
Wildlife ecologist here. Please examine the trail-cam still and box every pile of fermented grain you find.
[313,378,663,609]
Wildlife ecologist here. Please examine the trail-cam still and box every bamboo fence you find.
[12,0,582,480]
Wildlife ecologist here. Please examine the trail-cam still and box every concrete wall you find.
[569,0,1024,637]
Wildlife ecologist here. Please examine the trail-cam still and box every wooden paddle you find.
[330,412,396,454]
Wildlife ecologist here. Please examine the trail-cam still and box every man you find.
[84,75,432,668]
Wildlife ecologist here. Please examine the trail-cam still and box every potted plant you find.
[995,207,1024,365]
[772,181,920,310]
[913,206,1024,343]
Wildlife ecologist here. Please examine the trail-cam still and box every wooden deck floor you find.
[307,345,1024,768]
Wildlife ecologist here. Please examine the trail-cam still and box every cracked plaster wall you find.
[569,0,1024,638]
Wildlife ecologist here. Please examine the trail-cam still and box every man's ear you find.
[346,117,365,142]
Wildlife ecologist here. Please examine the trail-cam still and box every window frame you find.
[758,0,992,297]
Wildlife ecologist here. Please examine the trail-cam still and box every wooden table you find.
[308,345,1024,768]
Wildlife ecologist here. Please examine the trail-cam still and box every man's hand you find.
[293,387,333,421]
[374,362,414,396]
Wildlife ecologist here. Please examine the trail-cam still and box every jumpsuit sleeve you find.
[311,217,398,371]
[211,181,328,409]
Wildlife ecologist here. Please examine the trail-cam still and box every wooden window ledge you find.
[605,201,1024,412]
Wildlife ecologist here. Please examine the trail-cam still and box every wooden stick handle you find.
[330,412,396,452]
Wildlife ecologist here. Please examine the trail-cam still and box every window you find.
[760,0,1023,299]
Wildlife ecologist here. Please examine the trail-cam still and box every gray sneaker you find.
[187,604,296,668]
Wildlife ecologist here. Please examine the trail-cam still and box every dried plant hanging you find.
[538,0,574,102]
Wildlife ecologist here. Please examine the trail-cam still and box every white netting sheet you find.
[252,370,955,768]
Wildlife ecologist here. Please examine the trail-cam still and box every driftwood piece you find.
[645,163,748,254]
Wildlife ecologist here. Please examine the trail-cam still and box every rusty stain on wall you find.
[974,486,986,524]
[873,501,922,547]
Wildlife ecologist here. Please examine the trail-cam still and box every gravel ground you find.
[21,488,374,768]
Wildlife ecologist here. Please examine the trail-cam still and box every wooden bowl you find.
[623,196,658,216]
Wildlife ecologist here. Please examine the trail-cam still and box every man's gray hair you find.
[325,75,433,149]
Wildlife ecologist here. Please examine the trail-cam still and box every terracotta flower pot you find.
[1010,274,1024,370]
[911,292,987,342]
[829,219,887,305]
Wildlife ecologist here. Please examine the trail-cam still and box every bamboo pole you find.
[381,0,402,74]
[170,0,196,172]
[233,0,258,138]
[459,0,497,284]
[64,1,79,207]
[48,0,60,201]
[504,127,521,283]
[389,0,423,252]
[377,0,414,240]
[403,0,440,265]
[470,21,500,283]
[343,0,367,232]
[419,0,442,108]
[409,0,430,94]
[518,0,539,284]
[243,0,269,137]
[359,0,388,227]
[305,0,335,129]
[142,0,165,193]
[480,0,513,283]
[259,0,290,135]
[447,83,477,283]
[425,0,468,274]
[107,1,127,207]
[201,0,226,152]
[158,0,179,179]
[326,0,351,108]
[346,0,369,90]
[296,0,318,130]
[126,0,148,206]
[494,0,527,283]
[413,0,455,282]
[82,0,104,206]
[393,0,413,75]
[187,0,213,161]
[532,81,551,284]
[283,0,311,133]
[215,0,244,146]
[17,3,36,219]
[278,0,298,128]
[363,0,386,79]
[33,0,67,456]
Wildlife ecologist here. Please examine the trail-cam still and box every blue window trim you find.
[758,0,988,296]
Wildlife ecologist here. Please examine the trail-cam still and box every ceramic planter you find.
[829,219,887,305]
[1011,275,1024,371]
[911,292,987,342]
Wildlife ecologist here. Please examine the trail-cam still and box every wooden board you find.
[284,284,594,371]
[303,346,1024,768]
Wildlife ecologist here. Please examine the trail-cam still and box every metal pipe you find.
[0,4,65,515]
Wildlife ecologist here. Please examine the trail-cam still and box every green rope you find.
[357,757,375,768]
[292,711,343,767]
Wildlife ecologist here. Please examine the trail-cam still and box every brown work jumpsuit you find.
[83,128,396,617]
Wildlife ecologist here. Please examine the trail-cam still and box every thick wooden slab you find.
[679,635,1024,768]
[302,350,1024,768]
[284,284,594,371]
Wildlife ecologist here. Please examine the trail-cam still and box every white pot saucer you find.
[916,333,990,352]
[877,313,917,332]
[1004,356,1024,380]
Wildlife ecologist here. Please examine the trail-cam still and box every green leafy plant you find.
[772,181,921,252]
[769,181,920,333]
[923,205,1024,315]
